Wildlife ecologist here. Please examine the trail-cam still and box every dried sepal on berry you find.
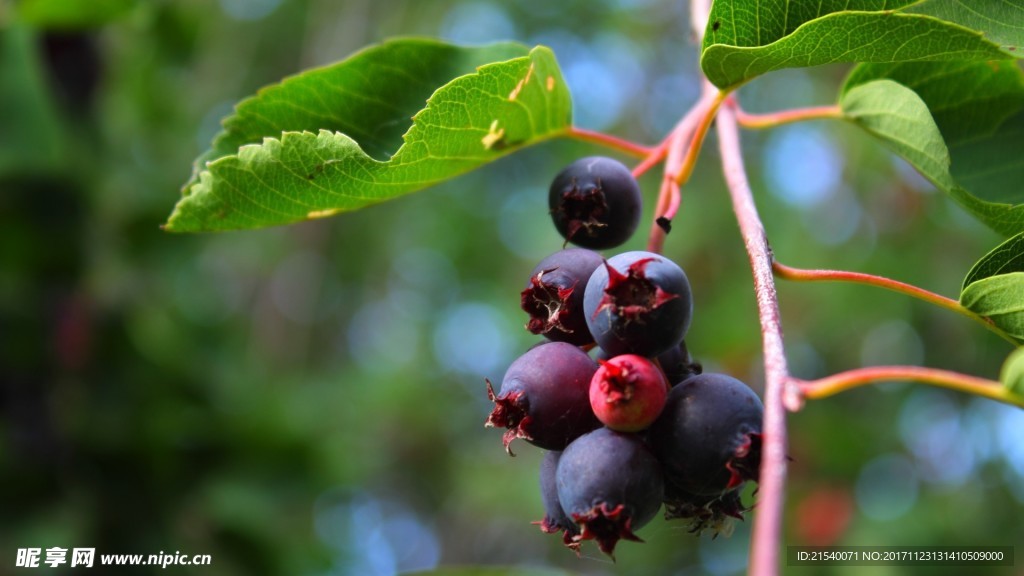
[520,248,602,346]
[548,157,642,250]
[484,342,600,455]
[584,251,693,357]
[556,428,664,559]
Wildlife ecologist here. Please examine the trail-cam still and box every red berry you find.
[589,355,668,432]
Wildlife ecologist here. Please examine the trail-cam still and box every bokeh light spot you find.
[765,125,843,208]
[855,454,919,521]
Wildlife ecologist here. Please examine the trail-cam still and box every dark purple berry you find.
[583,251,693,357]
[649,373,763,497]
[549,157,641,249]
[534,450,580,553]
[657,340,702,385]
[485,342,601,454]
[555,427,664,558]
[521,248,603,346]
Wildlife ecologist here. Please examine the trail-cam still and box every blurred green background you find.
[2,0,1021,575]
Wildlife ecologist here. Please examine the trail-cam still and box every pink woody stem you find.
[718,101,790,576]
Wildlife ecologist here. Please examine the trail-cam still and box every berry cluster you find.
[485,157,765,558]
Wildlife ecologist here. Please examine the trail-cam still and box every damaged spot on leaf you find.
[508,62,535,101]
[481,119,506,150]
[307,208,341,219]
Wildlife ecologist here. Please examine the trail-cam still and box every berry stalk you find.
[632,139,670,178]
[645,88,721,254]
[717,100,791,576]
[566,126,654,158]
[772,261,1019,346]
[672,89,726,186]
[792,366,1024,409]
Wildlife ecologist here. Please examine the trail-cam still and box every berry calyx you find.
[584,251,693,357]
[549,157,642,249]
[485,342,601,454]
[520,248,603,346]
[589,354,669,432]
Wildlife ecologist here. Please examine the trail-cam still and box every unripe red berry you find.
[589,355,669,432]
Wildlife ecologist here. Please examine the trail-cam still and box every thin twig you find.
[794,366,1023,408]
[645,89,719,254]
[773,261,1019,346]
[566,126,654,157]
[735,104,843,129]
[632,140,670,178]
[673,89,726,185]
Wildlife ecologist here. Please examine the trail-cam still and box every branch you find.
[717,102,790,576]
[773,261,1019,346]
[793,366,1024,409]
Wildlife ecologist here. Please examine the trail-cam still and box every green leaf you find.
[840,75,1024,237]
[14,0,137,28]
[700,1,1017,90]
[960,273,1024,342]
[1000,347,1024,396]
[840,79,953,188]
[959,232,1024,344]
[904,1,1024,50]
[842,60,1024,235]
[166,39,571,233]
[963,232,1024,290]
[843,61,1024,147]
